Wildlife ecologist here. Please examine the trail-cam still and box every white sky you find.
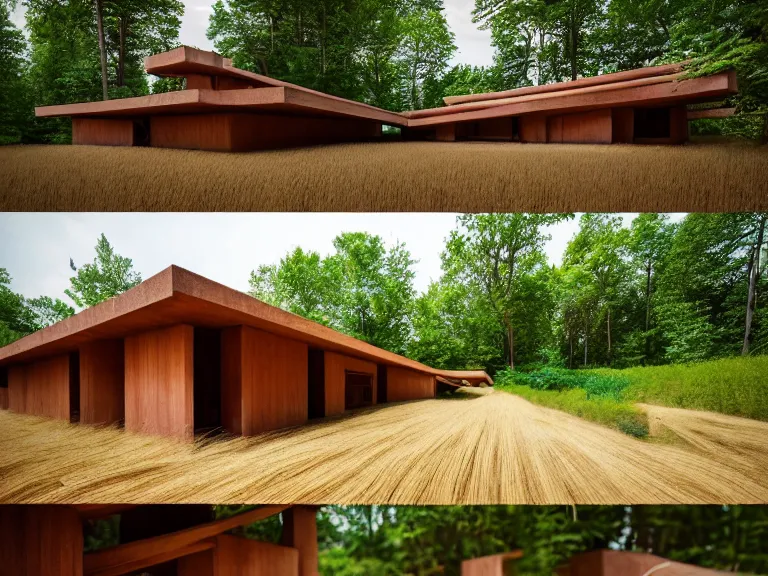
[12,1,495,67]
[0,214,684,304]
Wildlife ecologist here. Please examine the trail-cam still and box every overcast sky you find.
[12,1,495,67]
[0,213,684,305]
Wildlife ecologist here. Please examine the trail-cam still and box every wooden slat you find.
[443,62,686,105]
[84,505,289,574]
[87,540,215,576]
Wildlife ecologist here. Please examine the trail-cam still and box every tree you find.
[0,1,30,144]
[444,213,570,369]
[65,233,142,308]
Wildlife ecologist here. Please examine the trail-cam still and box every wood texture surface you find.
[386,366,435,402]
[687,107,736,119]
[611,108,634,143]
[84,505,288,574]
[72,118,135,146]
[0,387,7,410]
[547,109,613,144]
[0,506,84,576]
[90,541,215,576]
[519,115,547,143]
[558,550,725,576]
[176,546,217,576]
[461,551,523,576]
[7,355,71,419]
[124,324,194,441]
[221,326,308,435]
[215,535,299,576]
[324,351,377,417]
[281,506,319,576]
[436,123,456,142]
[79,339,124,425]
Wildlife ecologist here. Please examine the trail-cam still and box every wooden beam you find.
[687,107,736,120]
[74,504,137,521]
[83,505,289,575]
[87,540,215,576]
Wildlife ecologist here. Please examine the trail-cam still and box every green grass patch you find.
[587,355,768,421]
[495,382,649,438]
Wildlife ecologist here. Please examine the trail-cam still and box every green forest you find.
[80,504,768,575]
[2,213,768,427]
[1,0,767,144]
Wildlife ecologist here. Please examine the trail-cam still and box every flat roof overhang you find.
[35,87,408,127]
[0,265,493,386]
[407,71,737,127]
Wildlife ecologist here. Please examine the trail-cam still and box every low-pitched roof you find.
[0,265,493,386]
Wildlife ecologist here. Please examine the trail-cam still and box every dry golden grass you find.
[1,141,766,212]
[1,391,767,505]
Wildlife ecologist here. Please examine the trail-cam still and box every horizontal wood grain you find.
[124,324,194,441]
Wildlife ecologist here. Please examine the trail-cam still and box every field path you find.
[1,391,767,504]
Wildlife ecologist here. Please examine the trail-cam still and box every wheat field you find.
[1,141,766,212]
[1,391,766,505]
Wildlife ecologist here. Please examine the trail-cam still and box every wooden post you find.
[7,355,72,420]
[281,507,319,576]
[124,325,194,441]
[80,339,124,426]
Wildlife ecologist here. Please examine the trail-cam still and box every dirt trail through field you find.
[1,391,766,505]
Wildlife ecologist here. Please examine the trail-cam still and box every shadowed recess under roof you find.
[1,391,767,505]
[1,141,766,212]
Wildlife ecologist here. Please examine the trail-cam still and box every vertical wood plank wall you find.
[323,351,377,417]
[386,366,435,402]
[281,506,319,576]
[519,115,547,142]
[80,339,125,425]
[124,324,194,441]
[0,506,84,576]
[436,123,456,142]
[72,118,135,146]
[221,326,308,435]
[7,355,71,420]
[177,548,217,576]
[547,109,613,144]
[214,535,299,576]
[611,108,634,143]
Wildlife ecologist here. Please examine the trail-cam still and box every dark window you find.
[634,107,671,139]
[377,364,387,404]
[133,118,151,147]
[308,349,326,419]
[345,371,374,410]
[0,366,7,388]
[194,327,221,432]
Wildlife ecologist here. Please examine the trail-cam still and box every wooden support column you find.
[669,105,689,144]
[125,324,194,441]
[281,507,319,576]
[80,339,124,426]
[7,355,72,420]
[612,108,634,143]
[221,326,308,436]
[0,505,84,576]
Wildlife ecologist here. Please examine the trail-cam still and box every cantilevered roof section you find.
[0,265,493,386]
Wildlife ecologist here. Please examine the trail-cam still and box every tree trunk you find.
[570,12,578,80]
[94,0,109,100]
[644,260,652,365]
[321,4,327,75]
[743,217,765,354]
[118,17,126,87]
[508,323,515,370]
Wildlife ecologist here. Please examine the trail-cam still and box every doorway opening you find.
[345,370,373,410]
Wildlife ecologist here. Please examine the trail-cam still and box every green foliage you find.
[0,3,29,144]
[65,233,142,309]
[499,366,630,401]
[590,355,768,421]
[250,232,416,355]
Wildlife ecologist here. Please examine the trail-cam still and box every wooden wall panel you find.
[611,108,634,143]
[0,387,8,410]
[519,115,547,142]
[124,324,194,441]
[548,109,612,144]
[221,326,308,435]
[461,555,503,576]
[0,506,84,576]
[177,548,216,576]
[72,118,135,146]
[435,123,456,142]
[151,114,233,151]
[215,535,299,576]
[669,105,688,144]
[80,339,125,425]
[386,366,435,402]
[473,117,516,141]
[281,507,319,576]
[7,355,71,420]
[324,351,377,417]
